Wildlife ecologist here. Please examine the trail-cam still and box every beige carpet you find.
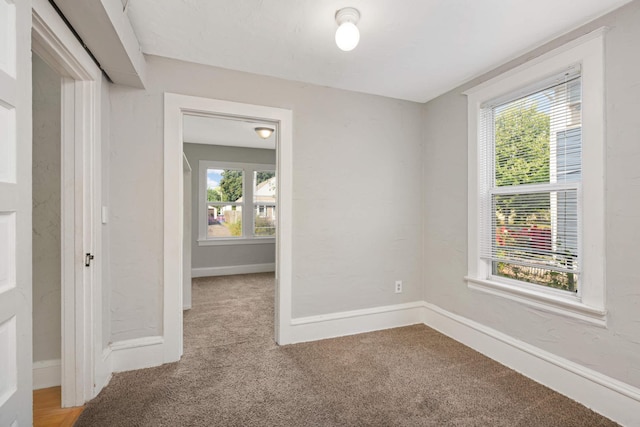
[76,273,616,426]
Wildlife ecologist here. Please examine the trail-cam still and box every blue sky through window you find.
[207,169,223,190]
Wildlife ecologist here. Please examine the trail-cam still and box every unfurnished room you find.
[1,1,640,426]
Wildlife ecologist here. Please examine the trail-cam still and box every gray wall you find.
[108,56,424,342]
[422,1,640,389]
[101,77,112,350]
[182,143,276,270]
[32,54,61,363]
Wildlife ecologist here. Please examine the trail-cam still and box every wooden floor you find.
[33,387,84,427]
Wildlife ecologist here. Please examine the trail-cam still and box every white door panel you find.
[0,0,33,425]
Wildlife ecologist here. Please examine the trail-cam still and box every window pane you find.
[491,190,578,291]
[555,127,581,183]
[253,171,276,203]
[493,262,577,292]
[254,206,276,236]
[494,77,581,187]
[254,171,276,237]
[207,204,242,238]
[495,97,550,186]
[207,168,243,202]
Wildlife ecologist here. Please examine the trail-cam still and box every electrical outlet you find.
[395,280,403,293]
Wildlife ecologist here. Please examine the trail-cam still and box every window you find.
[484,71,581,293]
[465,30,606,325]
[198,161,276,245]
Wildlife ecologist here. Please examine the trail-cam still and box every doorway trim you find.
[163,93,293,361]
[31,0,104,407]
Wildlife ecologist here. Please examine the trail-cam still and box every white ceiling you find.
[183,115,276,150]
[125,0,630,103]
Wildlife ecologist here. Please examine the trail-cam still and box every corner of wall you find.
[419,302,640,426]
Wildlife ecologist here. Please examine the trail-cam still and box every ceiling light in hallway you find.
[254,127,274,139]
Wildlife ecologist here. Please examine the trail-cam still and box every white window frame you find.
[197,160,276,246]
[464,29,606,326]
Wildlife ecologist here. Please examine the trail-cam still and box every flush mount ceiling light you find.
[335,7,360,51]
[254,127,274,139]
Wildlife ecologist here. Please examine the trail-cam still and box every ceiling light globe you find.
[335,22,360,51]
[254,127,274,139]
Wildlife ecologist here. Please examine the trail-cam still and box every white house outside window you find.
[198,160,276,245]
[464,30,606,325]
[253,170,277,236]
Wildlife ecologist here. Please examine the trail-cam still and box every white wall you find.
[107,56,424,342]
[422,1,640,389]
[32,54,61,363]
[183,143,276,271]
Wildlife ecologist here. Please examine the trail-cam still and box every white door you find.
[0,0,33,425]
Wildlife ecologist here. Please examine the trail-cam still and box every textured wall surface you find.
[422,1,640,388]
[182,143,276,270]
[32,54,61,362]
[108,58,424,341]
[101,77,112,350]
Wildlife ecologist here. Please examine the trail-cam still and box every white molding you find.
[110,336,165,373]
[101,295,640,425]
[421,302,640,426]
[164,93,294,354]
[32,359,61,390]
[32,0,104,407]
[197,238,275,246]
[31,0,100,81]
[95,347,112,393]
[192,263,275,278]
[463,28,608,97]
[287,302,424,344]
[466,277,606,327]
[465,28,606,320]
[51,0,146,87]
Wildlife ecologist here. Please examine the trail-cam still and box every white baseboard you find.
[33,359,61,390]
[192,263,275,278]
[421,302,640,426]
[110,336,165,373]
[286,301,424,344]
[94,347,113,396]
[103,299,640,425]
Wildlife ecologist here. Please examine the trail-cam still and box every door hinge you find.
[85,253,95,267]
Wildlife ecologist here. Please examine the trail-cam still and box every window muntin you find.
[253,171,276,236]
[481,75,582,293]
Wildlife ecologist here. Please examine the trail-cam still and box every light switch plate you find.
[101,206,108,224]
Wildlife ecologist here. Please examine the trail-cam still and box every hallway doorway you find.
[163,94,294,364]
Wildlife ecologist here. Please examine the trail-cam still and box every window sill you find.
[197,237,275,247]
[464,276,607,328]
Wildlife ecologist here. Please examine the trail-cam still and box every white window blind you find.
[479,71,582,292]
